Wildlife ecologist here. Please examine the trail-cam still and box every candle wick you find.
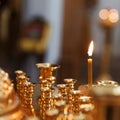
[88,56,92,59]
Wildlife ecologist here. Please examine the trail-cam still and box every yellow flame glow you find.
[99,9,109,20]
[99,8,119,24]
[88,41,94,56]
[109,9,119,23]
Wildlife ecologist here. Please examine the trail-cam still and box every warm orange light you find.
[99,9,109,20]
[99,8,119,26]
[109,9,119,23]
[88,41,94,57]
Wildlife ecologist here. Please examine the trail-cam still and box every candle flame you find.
[88,41,94,56]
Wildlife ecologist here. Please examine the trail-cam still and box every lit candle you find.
[88,41,94,87]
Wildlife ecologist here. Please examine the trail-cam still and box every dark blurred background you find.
[0,0,120,86]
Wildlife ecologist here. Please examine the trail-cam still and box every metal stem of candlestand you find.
[99,27,113,80]
[97,8,119,81]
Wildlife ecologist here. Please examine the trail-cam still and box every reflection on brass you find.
[57,84,67,95]
[79,96,94,114]
[53,94,63,108]
[72,112,86,120]
[46,108,59,120]
[96,79,119,87]
[15,70,26,76]
[54,100,67,120]
[55,100,66,112]
[36,63,60,82]
[0,68,25,120]
[25,116,39,120]
[64,78,77,90]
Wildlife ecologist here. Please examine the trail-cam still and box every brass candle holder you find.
[38,87,54,120]
[15,75,29,99]
[71,90,81,113]
[15,70,28,97]
[12,63,97,119]
[36,63,60,119]
[64,79,77,104]
[15,71,36,116]
[22,81,35,116]
[36,63,60,82]
[64,78,77,90]
[57,84,67,94]
[56,84,68,101]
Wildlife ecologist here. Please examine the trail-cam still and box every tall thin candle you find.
[88,41,94,87]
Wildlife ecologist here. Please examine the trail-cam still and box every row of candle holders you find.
[14,63,120,120]
[0,63,120,120]
[15,63,96,120]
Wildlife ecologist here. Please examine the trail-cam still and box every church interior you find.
[0,0,120,119]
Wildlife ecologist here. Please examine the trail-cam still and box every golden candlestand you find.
[64,78,77,90]
[36,63,60,119]
[97,8,119,81]
[15,70,26,77]
[15,70,36,116]
[36,63,60,82]
[64,79,77,104]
